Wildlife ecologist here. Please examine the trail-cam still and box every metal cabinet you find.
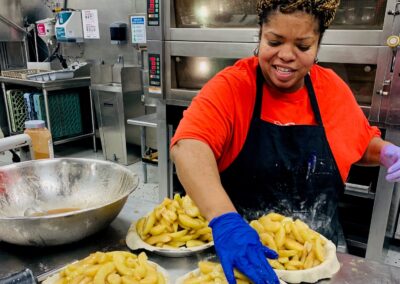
[91,66,145,166]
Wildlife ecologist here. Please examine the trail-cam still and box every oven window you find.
[173,56,238,89]
[174,0,259,28]
[317,63,377,108]
[330,0,386,30]
[174,0,386,30]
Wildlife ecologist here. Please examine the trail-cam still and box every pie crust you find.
[274,236,340,283]
[126,220,214,257]
[176,268,288,284]
[42,260,170,284]
[176,235,339,283]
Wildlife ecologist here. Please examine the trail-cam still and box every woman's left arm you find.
[357,136,391,166]
[358,136,400,182]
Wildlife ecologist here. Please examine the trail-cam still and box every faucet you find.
[0,134,34,161]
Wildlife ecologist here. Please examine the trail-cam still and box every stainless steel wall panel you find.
[323,30,385,46]
[385,47,400,126]
[20,0,53,23]
[169,28,260,43]
[0,42,26,69]
[369,47,394,123]
[318,45,382,64]
[0,0,24,41]
[167,41,256,58]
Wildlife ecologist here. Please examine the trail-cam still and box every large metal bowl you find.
[0,158,139,246]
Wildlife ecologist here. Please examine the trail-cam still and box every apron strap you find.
[254,65,264,120]
[304,74,323,126]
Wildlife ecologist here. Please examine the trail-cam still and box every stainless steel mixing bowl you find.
[0,158,139,246]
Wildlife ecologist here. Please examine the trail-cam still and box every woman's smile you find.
[273,65,296,81]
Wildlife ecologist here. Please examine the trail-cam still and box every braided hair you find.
[257,0,340,35]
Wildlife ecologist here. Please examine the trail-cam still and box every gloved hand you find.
[380,144,400,182]
[209,212,279,284]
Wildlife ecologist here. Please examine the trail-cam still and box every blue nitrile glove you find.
[209,212,279,284]
[380,144,400,182]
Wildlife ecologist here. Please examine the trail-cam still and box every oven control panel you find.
[149,54,161,87]
[147,0,160,26]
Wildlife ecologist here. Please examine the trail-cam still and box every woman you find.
[170,1,400,283]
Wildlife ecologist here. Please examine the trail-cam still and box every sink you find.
[104,82,121,87]
[91,82,122,92]
[90,64,142,93]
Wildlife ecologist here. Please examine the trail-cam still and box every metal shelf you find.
[0,76,96,152]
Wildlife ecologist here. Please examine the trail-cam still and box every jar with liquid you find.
[24,120,54,159]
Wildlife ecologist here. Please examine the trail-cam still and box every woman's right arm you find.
[171,138,280,284]
[170,138,236,221]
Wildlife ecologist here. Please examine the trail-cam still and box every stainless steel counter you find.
[0,194,399,283]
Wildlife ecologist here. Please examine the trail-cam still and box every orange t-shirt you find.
[171,56,380,182]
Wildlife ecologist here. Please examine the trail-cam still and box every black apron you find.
[220,66,344,243]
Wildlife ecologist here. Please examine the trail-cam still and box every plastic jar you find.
[24,120,54,159]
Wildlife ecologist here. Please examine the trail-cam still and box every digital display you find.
[147,0,160,26]
[149,54,161,87]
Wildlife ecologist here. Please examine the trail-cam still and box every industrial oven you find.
[145,0,400,262]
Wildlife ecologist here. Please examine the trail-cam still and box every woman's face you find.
[258,11,320,93]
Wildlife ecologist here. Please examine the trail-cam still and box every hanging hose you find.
[44,42,60,62]
[44,43,68,68]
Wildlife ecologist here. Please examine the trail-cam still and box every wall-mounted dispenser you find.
[55,10,84,42]
[36,18,56,45]
[110,22,127,44]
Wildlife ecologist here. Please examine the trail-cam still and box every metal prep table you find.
[0,76,96,151]
[0,194,399,283]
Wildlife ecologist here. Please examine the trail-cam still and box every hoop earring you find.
[314,57,319,63]
[253,46,259,56]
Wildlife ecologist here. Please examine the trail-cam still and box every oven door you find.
[163,41,389,116]
[164,41,256,105]
[162,0,399,45]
